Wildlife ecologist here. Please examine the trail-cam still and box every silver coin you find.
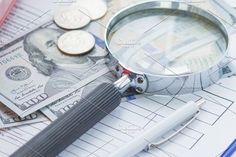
[57,30,95,55]
[75,0,107,20]
[54,7,91,29]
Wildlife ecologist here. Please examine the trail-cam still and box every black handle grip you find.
[11,83,121,157]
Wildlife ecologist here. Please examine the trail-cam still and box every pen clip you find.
[144,111,200,152]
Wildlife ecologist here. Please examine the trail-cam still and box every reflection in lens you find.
[108,9,227,76]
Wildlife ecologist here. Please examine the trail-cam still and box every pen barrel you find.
[221,139,236,157]
[10,83,122,157]
[110,101,199,157]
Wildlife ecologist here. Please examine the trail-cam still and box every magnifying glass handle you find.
[10,83,122,157]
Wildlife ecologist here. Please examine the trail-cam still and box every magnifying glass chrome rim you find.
[104,0,231,95]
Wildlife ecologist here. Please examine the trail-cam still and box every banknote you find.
[41,72,116,121]
[0,102,47,128]
[0,21,110,117]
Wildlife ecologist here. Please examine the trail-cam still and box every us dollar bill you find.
[41,72,116,121]
[0,21,110,117]
[0,102,47,128]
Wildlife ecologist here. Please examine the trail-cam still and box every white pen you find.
[110,99,206,157]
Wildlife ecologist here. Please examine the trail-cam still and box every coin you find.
[54,7,91,29]
[57,30,95,55]
[75,0,107,20]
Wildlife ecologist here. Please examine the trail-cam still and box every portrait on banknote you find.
[23,28,108,96]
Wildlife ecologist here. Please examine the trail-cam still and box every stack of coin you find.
[54,0,107,55]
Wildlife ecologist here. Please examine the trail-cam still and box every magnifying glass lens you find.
[108,9,227,76]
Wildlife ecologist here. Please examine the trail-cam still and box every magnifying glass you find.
[11,1,234,157]
[106,1,231,95]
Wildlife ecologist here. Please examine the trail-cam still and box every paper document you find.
[0,74,235,157]
[59,78,236,157]
[0,0,235,157]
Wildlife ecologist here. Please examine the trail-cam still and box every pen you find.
[110,99,205,157]
[0,0,16,26]
[221,139,236,157]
